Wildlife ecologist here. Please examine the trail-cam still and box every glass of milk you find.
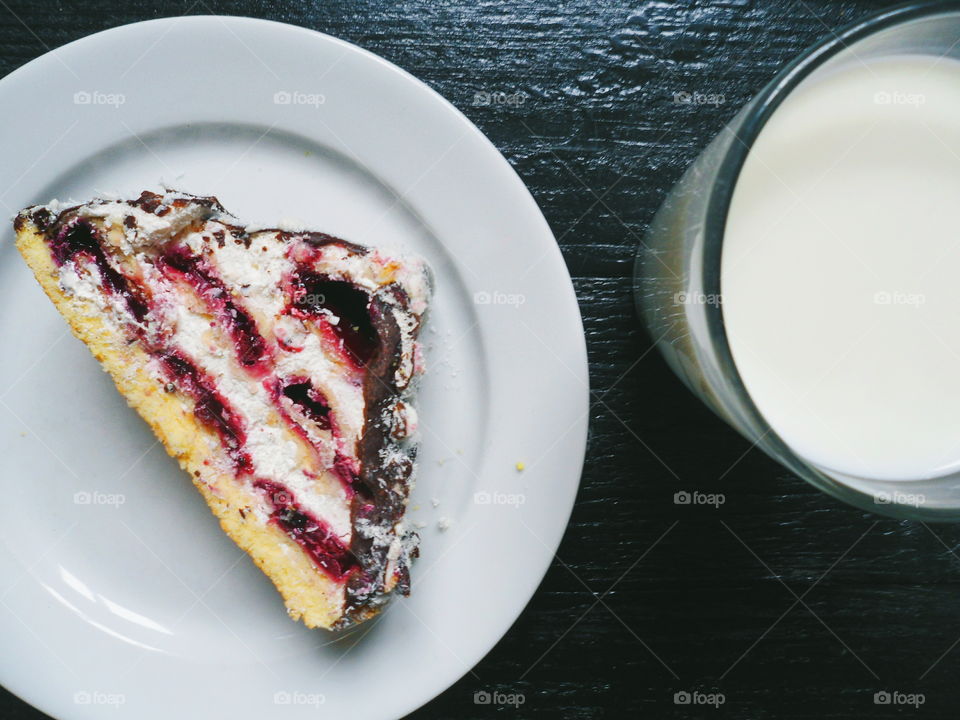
[635,3,960,518]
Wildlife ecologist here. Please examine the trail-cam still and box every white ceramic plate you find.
[0,17,588,720]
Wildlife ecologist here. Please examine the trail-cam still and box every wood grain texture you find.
[2,1,958,718]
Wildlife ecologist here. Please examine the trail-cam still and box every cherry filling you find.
[50,217,98,264]
[268,378,358,491]
[158,351,251,472]
[281,380,331,430]
[51,219,148,322]
[159,248,270,374]
[288,272,379,368]
[253,480,356,580]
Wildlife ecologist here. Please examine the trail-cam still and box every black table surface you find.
[3,1,958,718]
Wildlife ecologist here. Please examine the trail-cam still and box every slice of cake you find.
[14,191,430,629]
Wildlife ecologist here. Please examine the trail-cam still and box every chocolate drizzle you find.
[344,285,421,616]
[132,189,225,217]
[271,229,368,255]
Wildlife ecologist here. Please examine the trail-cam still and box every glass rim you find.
[700,0,960,520]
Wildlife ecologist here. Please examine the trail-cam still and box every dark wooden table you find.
[3,1,958,718]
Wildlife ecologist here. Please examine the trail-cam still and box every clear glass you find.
[634,1,960,520]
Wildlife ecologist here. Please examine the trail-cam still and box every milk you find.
[722,54,960,482]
